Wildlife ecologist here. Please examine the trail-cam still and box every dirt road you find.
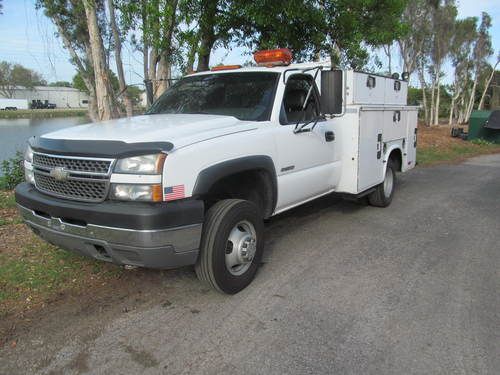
[1,154,499,374]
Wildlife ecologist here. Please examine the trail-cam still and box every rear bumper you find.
[15,183,204,269]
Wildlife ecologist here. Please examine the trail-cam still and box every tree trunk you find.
[83,0,118,121]
[195,0,217,72]
[155,54,171,99]
[196,37,215,72]
[434,72,441,126]
[107,0,133,117]
[185,33,199,74]
[430,79,436,126]
[448,96,455,125]
[465,73,478,123]
[418,63,429,125]
[383,44,392,74]
[478,60,499,110]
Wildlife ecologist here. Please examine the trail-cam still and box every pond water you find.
[0,116,89,163]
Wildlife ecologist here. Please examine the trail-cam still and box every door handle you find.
[325,131,335,142]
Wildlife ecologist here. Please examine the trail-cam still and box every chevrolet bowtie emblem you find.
[50,167,70,181]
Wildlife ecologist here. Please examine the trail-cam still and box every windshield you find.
[147,72,279,121]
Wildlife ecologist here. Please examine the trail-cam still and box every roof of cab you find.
[186,61,331,77]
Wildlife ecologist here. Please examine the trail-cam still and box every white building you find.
[3,86,90,108]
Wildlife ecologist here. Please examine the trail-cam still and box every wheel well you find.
[388,148,402,171]
[202,169,275,218]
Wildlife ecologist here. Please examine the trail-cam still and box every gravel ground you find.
[1,154,499,375]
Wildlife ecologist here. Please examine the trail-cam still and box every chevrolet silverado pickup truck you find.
[15,49,418,294]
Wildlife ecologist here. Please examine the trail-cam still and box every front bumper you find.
[15,182,204,269]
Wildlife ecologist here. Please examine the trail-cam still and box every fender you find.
[192,155,278,213]
[384,142,403,172]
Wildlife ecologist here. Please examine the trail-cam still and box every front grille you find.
[34,173,109,202]
[32,152,113,202]
[33,153,112,174]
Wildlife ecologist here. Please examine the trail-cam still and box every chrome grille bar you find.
[32,152,114,202]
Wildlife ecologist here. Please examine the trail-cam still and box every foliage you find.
[0,108,87,119]
[0,61,46,98]
[318,0,407,68]
[126,85,144,106]
[48,81,72,87]
[0,152,24,190]
[225,0,325,63]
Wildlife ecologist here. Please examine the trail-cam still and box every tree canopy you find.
[0,61,46,98]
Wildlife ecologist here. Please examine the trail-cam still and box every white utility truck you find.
[16,49,417,294]
[0,98,28,110]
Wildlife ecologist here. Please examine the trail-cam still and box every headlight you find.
[110,184,163,202]
[24,145,33,163]
[24,145,35,184]
[114,154,165,174]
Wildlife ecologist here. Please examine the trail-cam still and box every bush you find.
[0,152,24,190]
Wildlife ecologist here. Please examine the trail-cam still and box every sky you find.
[0,0,498,87]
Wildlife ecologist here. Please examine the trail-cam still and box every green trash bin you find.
[468,110,500,144]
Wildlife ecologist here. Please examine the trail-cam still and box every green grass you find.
[417,141,500,166]
[0,238,122,314]
[0,191,16,209]
[0,108,88,119]
[0,189,125,316]
[0,216,22,226]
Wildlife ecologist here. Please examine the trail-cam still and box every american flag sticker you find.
[164,185,185,201]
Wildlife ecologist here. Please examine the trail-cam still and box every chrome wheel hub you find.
[225,220,257,276]
[383,167,394,199]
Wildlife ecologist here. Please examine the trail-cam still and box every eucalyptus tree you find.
[464,12,493,122]
[83,0,119,120]
[397,0,435,76]
[318,0,407,68]
[119,0,180,101]
[107,0,133,116]
[478,53,499,110]
[36,0,114,121]
[447,17,477,124]
[428,0,457,125]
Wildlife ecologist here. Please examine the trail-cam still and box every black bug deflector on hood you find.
[29,136,174,158]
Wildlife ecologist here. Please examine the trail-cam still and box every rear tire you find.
[368,159,396,207]
[195,199,264,294]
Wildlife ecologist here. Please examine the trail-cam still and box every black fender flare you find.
[192,155,278,215]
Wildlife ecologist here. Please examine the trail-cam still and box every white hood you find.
[41,114,257,150]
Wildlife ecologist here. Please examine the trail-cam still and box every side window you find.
[280,75,319,125]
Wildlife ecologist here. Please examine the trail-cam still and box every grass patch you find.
[0,108,87,119]
[0,237,123,316]
[0,191,16,209]
[417,141,500,166]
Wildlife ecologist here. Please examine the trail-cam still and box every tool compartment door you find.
[404,109,418,171]
[358,109,384,192]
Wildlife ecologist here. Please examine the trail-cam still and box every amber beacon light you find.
[253,48,293,66]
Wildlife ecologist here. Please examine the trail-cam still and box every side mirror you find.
[320,70,344,116]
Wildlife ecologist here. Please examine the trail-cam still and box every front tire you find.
[195,199,264,294]
[368,159,396,207]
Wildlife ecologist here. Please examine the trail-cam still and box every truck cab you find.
[15,49,418,294]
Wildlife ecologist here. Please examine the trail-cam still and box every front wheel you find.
[195,199,264,294]
[368,159,396,207]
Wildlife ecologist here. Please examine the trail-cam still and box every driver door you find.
[274,74,337,211]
